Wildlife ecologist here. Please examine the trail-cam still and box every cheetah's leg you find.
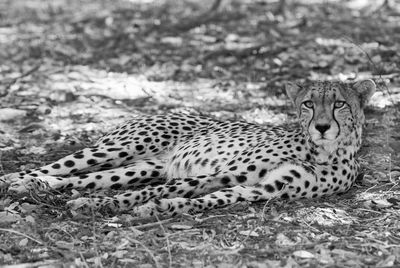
[0,147,119,186]
[131,184,281,217]
[7,159,167,194]
[132,161,342,218]
[0,140,162,190]
[67,172,245,210]
[68,161,319,213]
[131,162,322,217]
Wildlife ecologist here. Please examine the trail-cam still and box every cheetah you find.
[0,80,376,218]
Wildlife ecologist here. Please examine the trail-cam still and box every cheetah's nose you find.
[315,124,331,134]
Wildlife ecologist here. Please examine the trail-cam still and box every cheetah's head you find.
[286,80,375,151]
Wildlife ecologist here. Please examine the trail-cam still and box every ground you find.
[0,0,399,267]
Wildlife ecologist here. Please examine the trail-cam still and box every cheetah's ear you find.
[285,82,302,104]
[352,79,376,107]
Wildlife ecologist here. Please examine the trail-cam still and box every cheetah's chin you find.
[313,138,332,144]
[313,139,339,153]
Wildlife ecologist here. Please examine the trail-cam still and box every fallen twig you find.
[134,217,174,229]
[0,228,44,245]
[0,63,41,97]
[1,260,61,268]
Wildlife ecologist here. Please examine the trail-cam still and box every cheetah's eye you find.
[303,101,314,108]
[334,101,346,108]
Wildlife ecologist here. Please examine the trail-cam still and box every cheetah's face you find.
[286,80,376,147]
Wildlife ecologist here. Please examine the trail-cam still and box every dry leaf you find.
[107,222,122,228]
[293,250,315,259]
[239,230,259,237]
[170,224,193,230]
[24,215,36,224]
[0,108,26,121]
[0,211,22,223]
[275,233,296,247]
[19,238,29,246]
[55,241,75,250]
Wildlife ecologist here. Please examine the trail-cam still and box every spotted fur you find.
[0,80,376,218]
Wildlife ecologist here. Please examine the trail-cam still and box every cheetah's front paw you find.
[8,177,50,194]
[67,197,118,211]
[132,201,160,218]
[0,173,22,190]
[132,198,197,218]
[131,198,185,218]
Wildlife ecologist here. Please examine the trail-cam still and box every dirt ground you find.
[0,0,399,267]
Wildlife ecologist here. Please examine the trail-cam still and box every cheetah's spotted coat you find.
[0,80,376,217]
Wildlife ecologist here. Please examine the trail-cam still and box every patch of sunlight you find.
[48,65,166,101]
[46,103,131,137]
[161,36,183,46]
[296,0,383,10]
[345,0,385,10]
[370,88,400,108]
[0,27,17,44]
[315,37,379,49]
[295,207,357,227]
[355,191,396,204]
[12,0,65,9]
[125,0,158,4]
[309,71,378,83]
[241,108,289,125]
[47,65,268,110]
[224,33,261,51]
[296,0,340,3]
[45,65,294,128]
